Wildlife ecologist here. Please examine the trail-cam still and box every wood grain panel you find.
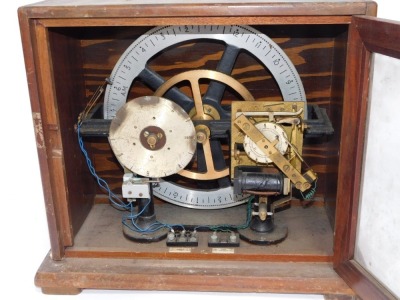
[48,28,97,240]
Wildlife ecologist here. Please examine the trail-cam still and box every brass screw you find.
[147,135,157,148]
[196,131,207,143]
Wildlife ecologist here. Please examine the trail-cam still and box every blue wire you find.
[121,198,186,233]
[77,122,251,235]
[77,123,130,210]
[78,122,185,234]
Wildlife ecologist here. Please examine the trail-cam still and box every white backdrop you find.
[355,54,400,297]
[0,1,398,299]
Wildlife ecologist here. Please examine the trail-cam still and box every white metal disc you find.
[243,122,289,164]
[108,96,196,178]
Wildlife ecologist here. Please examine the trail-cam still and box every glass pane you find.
[355,53,400,298]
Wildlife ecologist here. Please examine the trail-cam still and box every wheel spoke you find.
[196,143,206,173]
[203,45,240,111]
[179,136,229,180]
[138,67,194,111]
[189,78,206,119]
[210,140,232,188]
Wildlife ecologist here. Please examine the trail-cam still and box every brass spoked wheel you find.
[154,69,254,181]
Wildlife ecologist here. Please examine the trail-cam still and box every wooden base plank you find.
[35,253,353,296]
[66,203,333,262]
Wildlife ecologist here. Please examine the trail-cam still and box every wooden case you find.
[17,0,399,298]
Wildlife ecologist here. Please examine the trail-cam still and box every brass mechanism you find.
[231,102,317,192]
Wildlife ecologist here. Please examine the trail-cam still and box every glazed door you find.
[334,16,400,300]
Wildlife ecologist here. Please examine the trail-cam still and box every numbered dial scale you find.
[104,25,307,209]
[243,122,289,164]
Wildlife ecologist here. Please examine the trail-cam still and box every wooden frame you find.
[17,1,399,298]
[333,15,400,300]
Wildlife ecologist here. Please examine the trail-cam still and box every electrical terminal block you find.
[166,230,199,247]
[208,232,240,247]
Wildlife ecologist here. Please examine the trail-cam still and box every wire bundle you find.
[300,179,318,201]
[121,198,185,233]
[193,196,254,233]
[77,122,130,210]
[77,122,252,235]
